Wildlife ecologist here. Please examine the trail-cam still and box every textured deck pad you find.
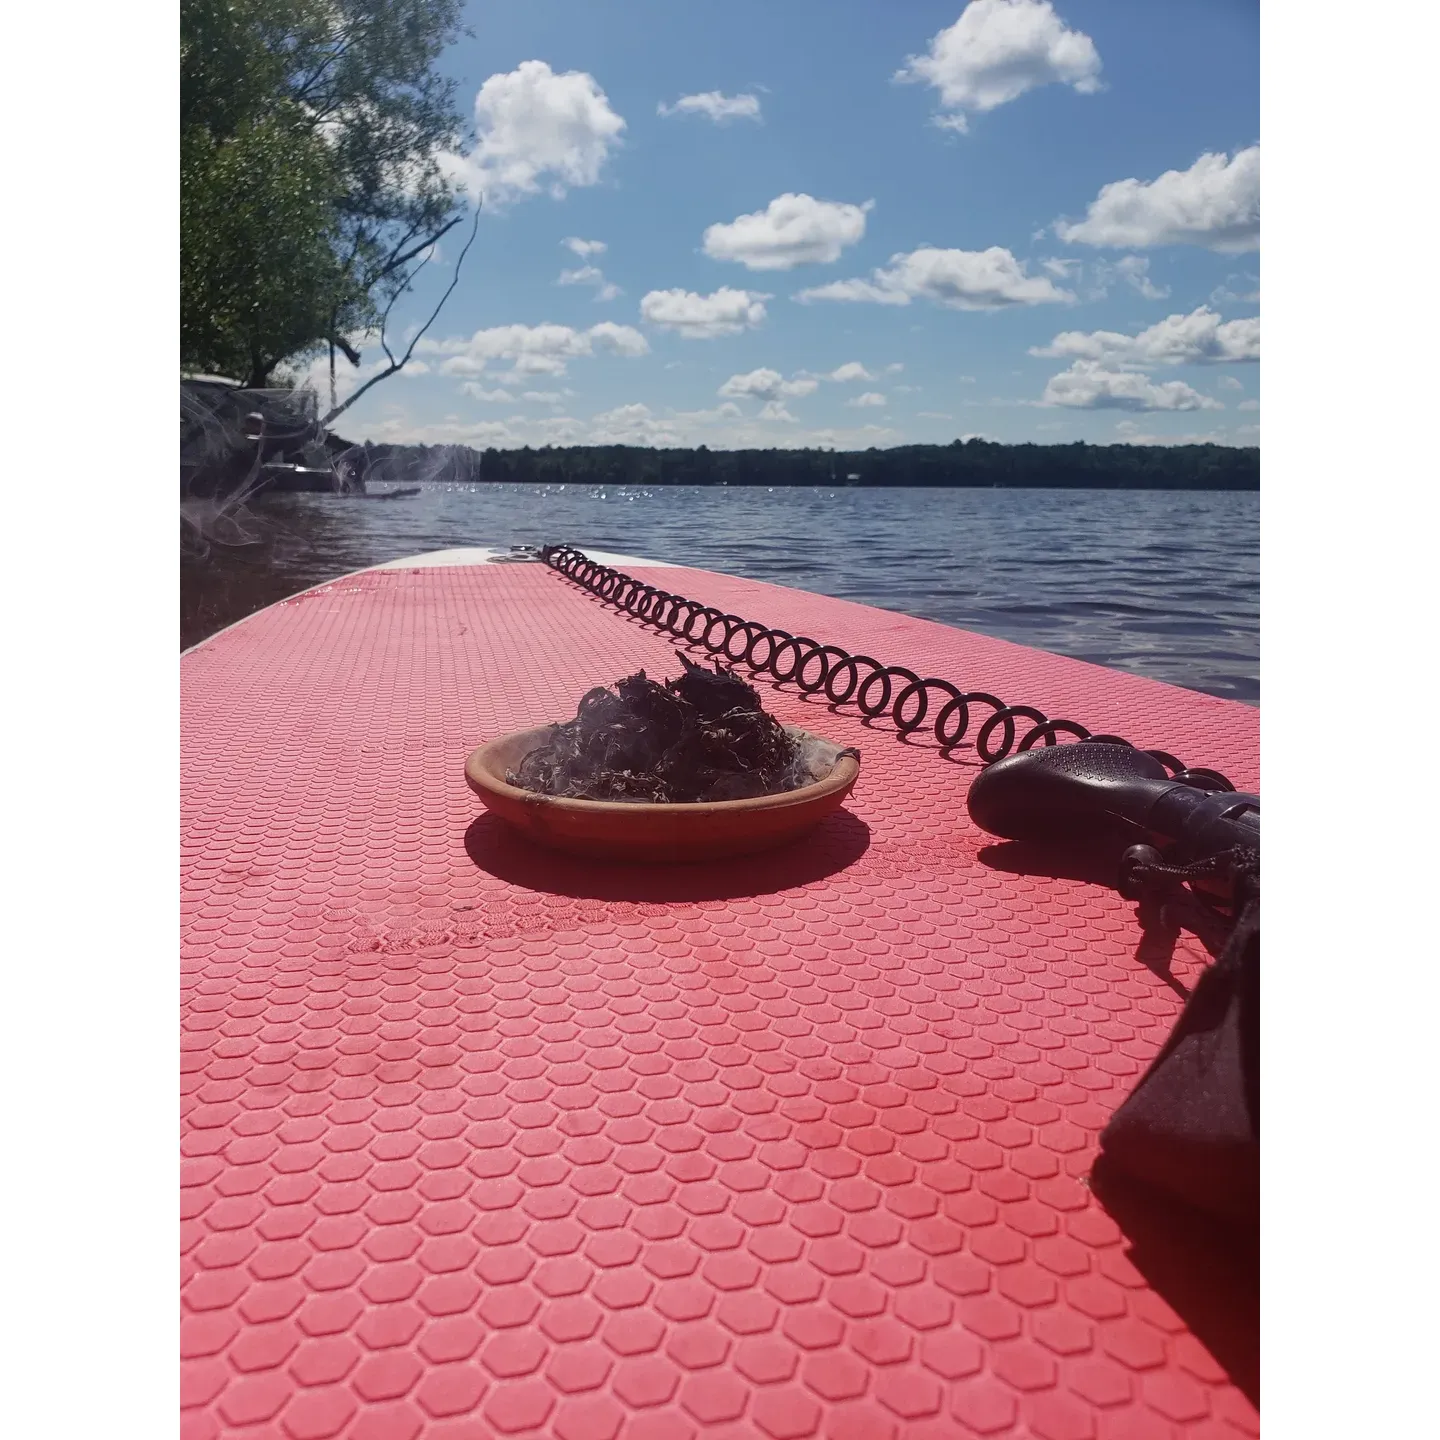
[181,561,1260,1440]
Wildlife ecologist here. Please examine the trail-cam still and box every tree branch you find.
[291,35,359,107]
[320,201,480,428]
[328,334,362,366]
[377,215,463,280]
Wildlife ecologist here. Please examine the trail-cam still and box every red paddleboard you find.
[181,547,1259,1440]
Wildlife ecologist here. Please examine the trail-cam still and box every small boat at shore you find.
[182,545,1259,1440]
[353,485,421,500]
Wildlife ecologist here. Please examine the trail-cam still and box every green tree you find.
[180,0,470,389]
[181,113,361,385]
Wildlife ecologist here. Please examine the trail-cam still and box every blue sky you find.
[308,0,1259,450]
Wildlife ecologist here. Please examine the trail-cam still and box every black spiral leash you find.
[542,548,1260,1225]
[541,543,1237,789]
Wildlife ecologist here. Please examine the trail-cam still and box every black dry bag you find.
[1097,873,1258,1228]
[967,742,1260,1229]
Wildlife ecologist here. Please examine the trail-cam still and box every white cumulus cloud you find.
[589,402,682,446]
[1113,420,1249,446]
[759,401,797,422]
[563,237,607,258]
[846,392,887,408]
[827,362,875,383]
[1055,146,1260,252]
[1112,255,1169,300]
[1031,307,1259,366]
[718,368,819,402]
[896,0,1102,132]
[703,194,873,270]
[658,91,762,123]
[797,246,1072,309]
[421,321,648,379]
[587,321,648,356]
[1211,273,1261,305]
[286,348,428,407]
[443,61,626,205]
[558,263,621,301]
[358,406,910,452]
[640,287,769,338]
[1042,361,1224,412]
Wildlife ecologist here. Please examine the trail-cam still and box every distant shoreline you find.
[452,480,1261,491]
[347,439,1260,492]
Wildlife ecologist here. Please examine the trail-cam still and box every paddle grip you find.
[966,742,1259,864]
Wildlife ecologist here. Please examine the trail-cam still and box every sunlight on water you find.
[181,484,1258,703]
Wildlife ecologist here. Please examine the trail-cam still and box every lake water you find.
[180,484,1259,703]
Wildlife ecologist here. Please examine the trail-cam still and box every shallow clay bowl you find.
[465,725,860,863]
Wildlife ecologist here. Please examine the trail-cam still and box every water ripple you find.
[227,484,1259,703]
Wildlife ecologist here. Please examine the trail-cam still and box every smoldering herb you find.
[508,656,810,803]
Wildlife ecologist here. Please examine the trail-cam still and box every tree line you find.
[352,439,1258,490]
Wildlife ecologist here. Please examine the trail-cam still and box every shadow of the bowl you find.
[464,807,872,902]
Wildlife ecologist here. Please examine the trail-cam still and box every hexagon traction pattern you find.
[182,561,1259,1439]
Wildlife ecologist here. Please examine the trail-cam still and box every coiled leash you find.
[541,544,1237,783]
[543,546,1259,1227]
